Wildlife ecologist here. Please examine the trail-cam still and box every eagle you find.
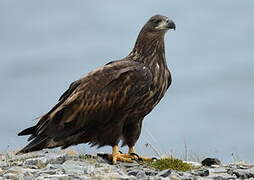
[17,15,176,164]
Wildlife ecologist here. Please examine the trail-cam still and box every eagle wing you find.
[18,60,152,152]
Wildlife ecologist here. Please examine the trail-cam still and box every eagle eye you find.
[151,19,162,25]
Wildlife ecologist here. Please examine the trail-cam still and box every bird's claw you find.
[108,153,134,164]
[98,152,156,164]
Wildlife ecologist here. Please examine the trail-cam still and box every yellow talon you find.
[108,145,133,164]
[108,153,134,164]
[107,145,154,164]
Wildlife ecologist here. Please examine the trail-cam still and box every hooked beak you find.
[166,19,176,30]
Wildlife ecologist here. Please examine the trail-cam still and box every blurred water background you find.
[0,0,253,163]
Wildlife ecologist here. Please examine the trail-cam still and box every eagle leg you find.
[108,145,134,164]
[107,146,154,164]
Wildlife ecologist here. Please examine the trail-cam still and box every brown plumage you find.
[17,15,176,163]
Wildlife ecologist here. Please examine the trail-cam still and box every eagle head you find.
[143,15,176,34]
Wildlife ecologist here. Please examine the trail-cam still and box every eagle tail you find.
[16,136,49,155]
[18,126,36,136]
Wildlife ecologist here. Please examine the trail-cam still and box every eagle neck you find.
[128,30,167,69]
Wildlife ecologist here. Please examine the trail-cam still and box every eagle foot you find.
[108,153,135,164]
[127,146,156,162]
[99,146,156,164]
[98,152,156,164]
[129,153,156,162]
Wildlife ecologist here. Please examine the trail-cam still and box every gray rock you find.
[212,176,236,180]
[184,161,202,168]
[46,153,67,164]
[227,168,254,179]
[62,160,95,175]
[190,168,209,177]
[117,161,139,168]
[172,171,194,180]
[128,170,138,176]
[6,166,37,177]
[157,169,171,177]
[127,166,158,178]
[35,174,72,180]
[209,167,228,174]
[38,169,58,175]
[202,158,221,167]
[0,161,8,167]
[45,163,63,170]
[136,169,148,178]
[143,168,158,176]
[1,150,254,180]
[169,173,182,180]
[3,172,24,180]
[24,157,48,168]
[13,151,43,162]
[92,165,132,179]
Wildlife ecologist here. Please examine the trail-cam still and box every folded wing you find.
[17,60,152,153]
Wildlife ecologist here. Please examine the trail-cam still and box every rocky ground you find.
[0,150,253,180]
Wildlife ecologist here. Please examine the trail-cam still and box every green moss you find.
[148,157,196,171]
[79,154,88,160]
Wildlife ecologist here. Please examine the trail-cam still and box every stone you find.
[190,168,209,177]
[126,166,158,178]
[24,157,48,168]
[35,174,71,180]
[6,166,37,178]
[38,169,58,175]
[128,170,138,176]
[209,167,227,173]
[3,172,23,180]
[134,169,147,178]
[45,163,63,170]
[46,153,67,164]
[212,176,236,180]
[0,161,8,167]
[117,161,139,168]
[169,173,182,180]
[184,161,202,168]
[201,158,221,167]
[227,168,254,179]
[62,160,95,175]
[157,169,171,177]
[7,166,24,173]
[143,168,158,176]
[172,171,194,180]
[1,150,254,180]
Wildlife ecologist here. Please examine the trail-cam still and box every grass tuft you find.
[148,157,196,171]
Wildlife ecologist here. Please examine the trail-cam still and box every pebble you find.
[3,172,21,179]
[24,157,48,168]
[157,169,171,177]
[202,158,221,167]
[190,168,209,177]
[0,151,253,180]
[62,160,94,175]
[0,161,8,167]
[227,167,254,179]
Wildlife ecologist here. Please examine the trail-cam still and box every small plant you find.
[79,153,89,160]
[148,157,196,171]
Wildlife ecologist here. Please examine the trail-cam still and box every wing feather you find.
[28,60,152,146]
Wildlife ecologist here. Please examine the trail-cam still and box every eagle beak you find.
[166,19,176,30]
